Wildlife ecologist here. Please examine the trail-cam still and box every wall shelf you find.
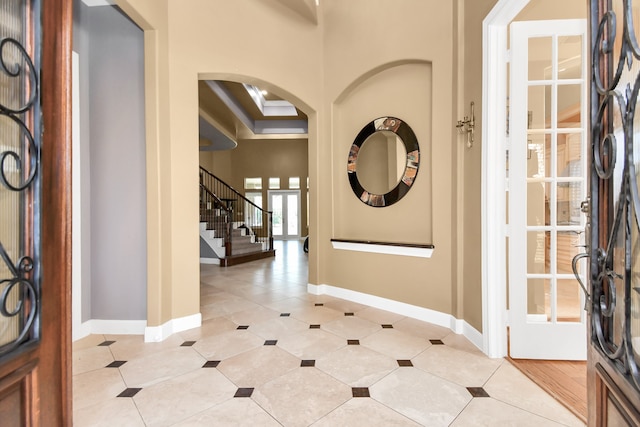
[330,239,434,258]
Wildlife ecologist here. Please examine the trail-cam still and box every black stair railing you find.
[199,183,232,255]
[199,166,274,255]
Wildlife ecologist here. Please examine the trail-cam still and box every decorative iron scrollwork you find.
[591,0,640,391]
[0,3,41,358]
[0,37,39,192]
[0,243,36,354]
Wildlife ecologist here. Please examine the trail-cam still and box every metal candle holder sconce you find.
[456,101,475,148]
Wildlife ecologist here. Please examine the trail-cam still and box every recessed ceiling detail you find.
[205,80,308,135]
[243,83,298,117]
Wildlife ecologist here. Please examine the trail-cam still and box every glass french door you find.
[268,190,300,240]
[508,19,588,360]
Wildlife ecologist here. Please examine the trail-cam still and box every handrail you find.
[199,166,266,213]
[199,183,227,213]
[199,166,273,255]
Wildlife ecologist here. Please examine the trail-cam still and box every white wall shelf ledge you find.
[331,238,434,258]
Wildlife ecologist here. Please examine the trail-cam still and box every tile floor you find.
[73,241,585,426]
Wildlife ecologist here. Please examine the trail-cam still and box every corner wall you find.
[73,1,148,324]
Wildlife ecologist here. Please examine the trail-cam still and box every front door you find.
[268,190,300,240]
[588,1,640,424]
[0,0,71,425]
[509,18,589,360]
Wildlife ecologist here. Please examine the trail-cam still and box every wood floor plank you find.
[508,357,587,423]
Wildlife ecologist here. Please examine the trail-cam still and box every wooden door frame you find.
[0,0,73,425]
[41,0,73,422]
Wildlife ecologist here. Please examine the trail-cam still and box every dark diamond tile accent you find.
[344,312,354,316]
[181,341,196,347]
[234,388,254,398]
[352,387,370,398]
[106,361,127,368]
[314,303,324,307]
[117,388,142,398]
[237,325,249,330]
[309,324,321,329]
[301,360,315,367]
[381,324,394,329]
[467,387,490,398]
[280,313,291,317]
[264,340,277,346]
[98,340,116,347]
[430,339,445,345]
[203,361,220,368]
[397,360,413,367]
[347,339,360,345]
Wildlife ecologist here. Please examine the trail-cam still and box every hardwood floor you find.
[508,357,587,423]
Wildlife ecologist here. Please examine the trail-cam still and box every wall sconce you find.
[456,101,475,148]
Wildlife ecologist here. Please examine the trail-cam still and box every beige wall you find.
[461,0,499,332]
[203,139,310,235]
[117,0,496,333]
[322,0,456,316]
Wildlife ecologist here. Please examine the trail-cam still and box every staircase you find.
[199,167,275,266]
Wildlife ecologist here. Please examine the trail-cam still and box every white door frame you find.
[481,0,531,358]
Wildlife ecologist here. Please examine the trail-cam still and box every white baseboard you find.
[72,319,147,342]
[200,257,220,265]
[144,313,202,343]
[73,320,93,342]
[72,313,202,343]
[308,283,483,352]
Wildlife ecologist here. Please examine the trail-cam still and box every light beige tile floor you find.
[73,241,585,426]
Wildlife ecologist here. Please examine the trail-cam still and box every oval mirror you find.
[347,117,420,207]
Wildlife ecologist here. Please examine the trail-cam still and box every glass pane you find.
[528,37,552,80]
[632,209,640,366]
[287,194,298,235]
[527,182,547,226]
[528,85,551,129]
[526,133,549,178]
[527,231,549,274]
[272,195,283,236]
[0,0,38,354]
[244,193,262,227]
[527,278,550,321]
[557,134,582,177]
[556,231,582,273]
[289,177,300,189]
[244,177,262,190]
[556,279,582,323]
[558,84,582,128]
[269,177,280,189]
[558,35,583,79]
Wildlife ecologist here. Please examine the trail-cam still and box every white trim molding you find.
[73,319,147,341]
[144,313,202,343]
[481,0,530,359]
[72,313,202,342]
[308,283,484,352]
[331,240,434,258]
[81,0,115,6]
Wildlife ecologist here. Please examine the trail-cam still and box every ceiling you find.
[198,80,309,151]
[83,0,315,151]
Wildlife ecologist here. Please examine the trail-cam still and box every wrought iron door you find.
[589,0,640,423]
[0,0,71,424]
